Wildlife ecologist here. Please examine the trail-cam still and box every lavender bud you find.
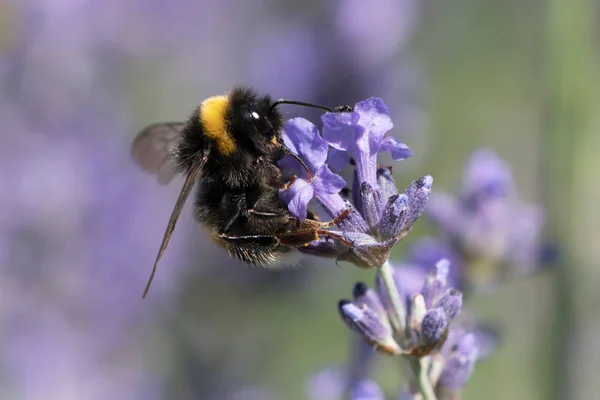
[358,182,383,231]
[338,300,401,355]
[434,289,463,320]
[409,293,427,336]
[339,202,370,233]
[353,282,387,321]
[397,176,433,237]
[376,167,398,200]
[421,259,450,307]
[420,307,448,347]
[378,194,409,240]
[349,379,384,400]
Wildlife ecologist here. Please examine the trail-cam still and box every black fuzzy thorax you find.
[173,86,284,189]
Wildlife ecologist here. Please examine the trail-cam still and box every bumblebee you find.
[132,86,350,298]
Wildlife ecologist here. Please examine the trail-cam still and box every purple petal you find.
[354,97,393,150]
[321,111,361,151]
[313,164,347,195]
[379,136,412,160]
[327,148,351,171]
[280,179,314,220]
[281,118,329,174]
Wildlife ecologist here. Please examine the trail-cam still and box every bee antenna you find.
[270,99,334,113]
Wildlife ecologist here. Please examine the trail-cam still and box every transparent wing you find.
[131,122,185,185]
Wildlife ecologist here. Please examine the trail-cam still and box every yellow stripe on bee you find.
[199,95,236,155]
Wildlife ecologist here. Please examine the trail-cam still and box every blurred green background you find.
[0,0,598,399]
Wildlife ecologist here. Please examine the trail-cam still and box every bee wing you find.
[132,122,185,185]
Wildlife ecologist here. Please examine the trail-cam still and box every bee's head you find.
[225,86,284,160]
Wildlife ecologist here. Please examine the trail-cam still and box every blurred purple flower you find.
[306,367,346,400]
[0,107,176,400]
[431,327,487,397]
[438,332,478,391]
[349,379,384,400]
[305,366,384,400]
[427,148,545,285]
[247,24,321,101]
[332,0,419,69]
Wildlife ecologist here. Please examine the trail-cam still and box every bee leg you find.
[315,230,353,247]
[316,209,351,228]
[248,209,288,218]
[276,212,354,248]
[315,209,353,246]
[277,228,353,248]
[282,175,297,190]
[218,233,279,244]
[220,207,243,234]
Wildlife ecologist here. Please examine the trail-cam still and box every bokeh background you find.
[0,0,598,399]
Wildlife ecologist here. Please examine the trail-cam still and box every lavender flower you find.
[278,99,428,270]
[321,98,412,188]
[338,260,463,358]
[278,118,347,220]
[322,259,474,400]
[427,148,545,286]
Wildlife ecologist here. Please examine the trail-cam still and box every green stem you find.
[379,259,407,336]
[379,260,437,400]
[545,0,597,398]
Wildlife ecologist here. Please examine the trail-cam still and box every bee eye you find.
[250,111,272,136]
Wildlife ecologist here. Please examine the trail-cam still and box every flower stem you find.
[379,259,406,335]
[379,260,437,400]
[408,357,437,400]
